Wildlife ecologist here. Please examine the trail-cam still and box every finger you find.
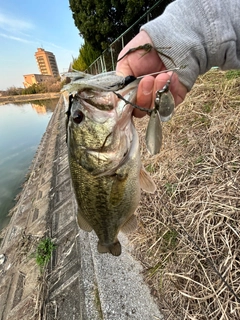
[167,72,187,106]
[117,49,163,77]
[116,31,164,77]
[133,76,155,118]
[175,80,188,106]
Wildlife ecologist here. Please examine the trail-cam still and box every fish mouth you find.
[83,97,114,111]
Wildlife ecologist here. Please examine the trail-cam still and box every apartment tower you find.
[35,48,59,77]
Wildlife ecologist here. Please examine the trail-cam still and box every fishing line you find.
[113,91,151,114]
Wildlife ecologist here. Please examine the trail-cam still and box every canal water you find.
[0,99,58,232]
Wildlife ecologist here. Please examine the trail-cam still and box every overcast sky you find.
[0,0,83,90]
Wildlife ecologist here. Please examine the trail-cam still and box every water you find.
[0,99,58,231]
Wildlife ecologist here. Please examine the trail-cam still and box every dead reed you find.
[133,69,240,320]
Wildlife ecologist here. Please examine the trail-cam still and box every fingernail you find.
[142,80,153,95]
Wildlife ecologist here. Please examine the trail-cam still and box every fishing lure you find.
[117,43,176,67]
[145,103,163,156]
[145,72,175,155]
[155,74,175,122]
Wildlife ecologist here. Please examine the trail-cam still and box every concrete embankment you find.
[0,95,163,320]
[0,92,61,105]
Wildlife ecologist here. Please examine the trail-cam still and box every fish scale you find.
[65,73,156,256]
[70,157,139,256]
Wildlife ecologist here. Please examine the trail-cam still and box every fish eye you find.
[73,110,84,124]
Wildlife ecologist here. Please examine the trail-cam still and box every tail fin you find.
[97,240,122,256]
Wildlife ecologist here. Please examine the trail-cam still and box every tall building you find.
[35,48,59,77]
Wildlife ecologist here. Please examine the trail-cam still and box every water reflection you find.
[0,99,58,231]
[31,99,57,114]
[32,103,47,114]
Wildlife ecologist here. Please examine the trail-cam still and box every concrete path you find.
[0,95,163,320]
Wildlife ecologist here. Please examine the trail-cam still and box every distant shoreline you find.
[0,92,61,105]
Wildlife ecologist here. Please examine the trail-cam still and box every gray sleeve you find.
[141,0,240,91]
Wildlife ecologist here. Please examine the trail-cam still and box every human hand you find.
[116,31,188,117]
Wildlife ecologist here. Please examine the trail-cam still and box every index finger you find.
[116,31,164,77]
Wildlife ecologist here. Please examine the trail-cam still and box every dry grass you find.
[133,69,240,320]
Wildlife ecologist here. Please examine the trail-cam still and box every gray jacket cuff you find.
[141,0,240,91]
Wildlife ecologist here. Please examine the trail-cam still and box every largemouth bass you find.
[64,72,156,256]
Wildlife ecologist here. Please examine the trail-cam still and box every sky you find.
[0,0,84,90]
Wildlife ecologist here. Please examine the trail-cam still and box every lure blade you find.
[158,90,175,122]
[145,110,163,155]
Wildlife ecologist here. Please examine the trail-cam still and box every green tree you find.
[72,41,101,71]
[69,0,173,52]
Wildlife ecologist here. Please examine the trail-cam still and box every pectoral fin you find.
[140,166,156,193]
[77,210,93,232]
[121,214,138,234]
